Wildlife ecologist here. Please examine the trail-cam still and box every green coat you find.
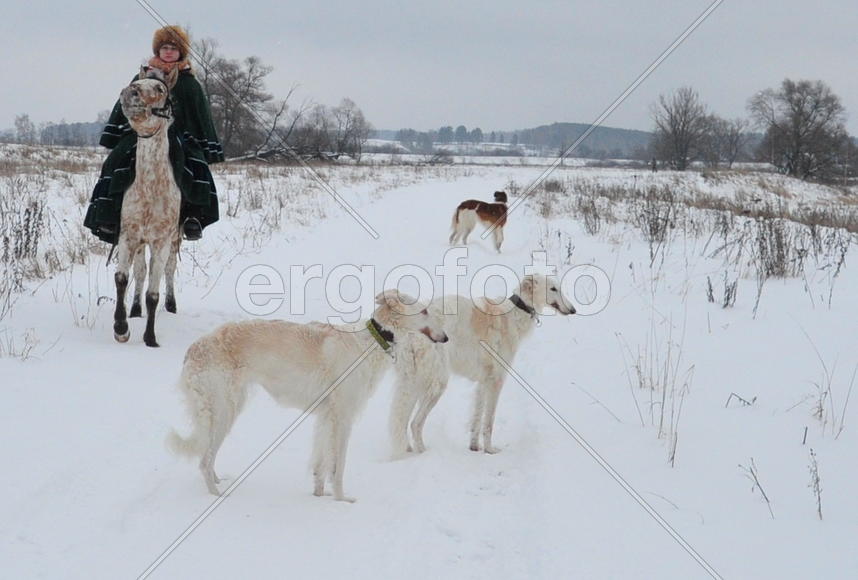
[84,69,223,243]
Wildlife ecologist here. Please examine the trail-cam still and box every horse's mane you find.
[139,67,167,82]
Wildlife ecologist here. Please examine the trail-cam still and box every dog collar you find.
[509,294,540,325]
[509,294,535,317]
[367,318,395,353]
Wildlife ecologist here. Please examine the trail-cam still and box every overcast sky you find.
[4,1,858,135]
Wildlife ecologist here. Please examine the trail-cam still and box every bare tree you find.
[192,37,220,97]
[191,38,276,157]
[292,104,333,156]
[287,99,372,160]
[14,114,37,145]
[748,79,848,180]
[331,98,372,160]
[650,87,709,170]
[700,116,749,168]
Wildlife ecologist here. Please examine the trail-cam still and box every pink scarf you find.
[147,56,191,76]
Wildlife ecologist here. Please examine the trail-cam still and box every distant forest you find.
[376,122,654,159]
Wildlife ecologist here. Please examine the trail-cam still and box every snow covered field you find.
[1,146,857,578]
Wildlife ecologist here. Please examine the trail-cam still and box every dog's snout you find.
[421,327,449,343]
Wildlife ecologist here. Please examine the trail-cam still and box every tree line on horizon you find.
[5,47,856,182]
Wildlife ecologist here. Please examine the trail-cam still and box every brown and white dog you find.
[449,191,508,253]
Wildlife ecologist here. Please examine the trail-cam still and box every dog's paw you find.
[334,495,357,503]
[484,446,502,454]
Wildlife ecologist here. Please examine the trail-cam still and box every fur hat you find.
[152,25,191,59]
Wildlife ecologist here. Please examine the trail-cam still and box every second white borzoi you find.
[168,290,448,502]
[390,274,575,455]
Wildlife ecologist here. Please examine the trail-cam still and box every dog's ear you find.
[138,65,147,81]
[375,289,422,315]
[518,275,535,299]
[375,289,401,306]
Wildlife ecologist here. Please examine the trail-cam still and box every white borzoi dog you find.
[449,190,508,253]
[390,274,574,455]
[168,290,448,502]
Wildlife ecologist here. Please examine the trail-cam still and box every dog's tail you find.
[166,344,248,459]
[166,364,211,458]
[449,205,462,244]
[167,427,206,458]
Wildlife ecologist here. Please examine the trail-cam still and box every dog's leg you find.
[410,378,447,453]
[390,375,420,456]
[195,372,247,496]
[462,223,473,245]
[469,385,486,451]
[200,409,229,495]
[493,226,504,253]
[312,417,334,497]
[331,418,356,503]
[480,377,505,454]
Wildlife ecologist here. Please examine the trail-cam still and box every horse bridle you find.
[131,77,173,138]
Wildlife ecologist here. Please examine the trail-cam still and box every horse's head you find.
[119,67,178,134]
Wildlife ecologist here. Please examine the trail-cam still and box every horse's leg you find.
[165,235,180,314]
[113,241,135,343]
[129,247,146,318]
[143,241,170,347]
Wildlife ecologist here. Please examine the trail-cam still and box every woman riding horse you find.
[85,25,223,243]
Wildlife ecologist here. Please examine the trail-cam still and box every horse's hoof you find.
[144,333,160,347]
[129,303,142,318]
[114,321,129,342]
[165,298,177,313]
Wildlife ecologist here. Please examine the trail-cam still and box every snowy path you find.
[2,168,857,578]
